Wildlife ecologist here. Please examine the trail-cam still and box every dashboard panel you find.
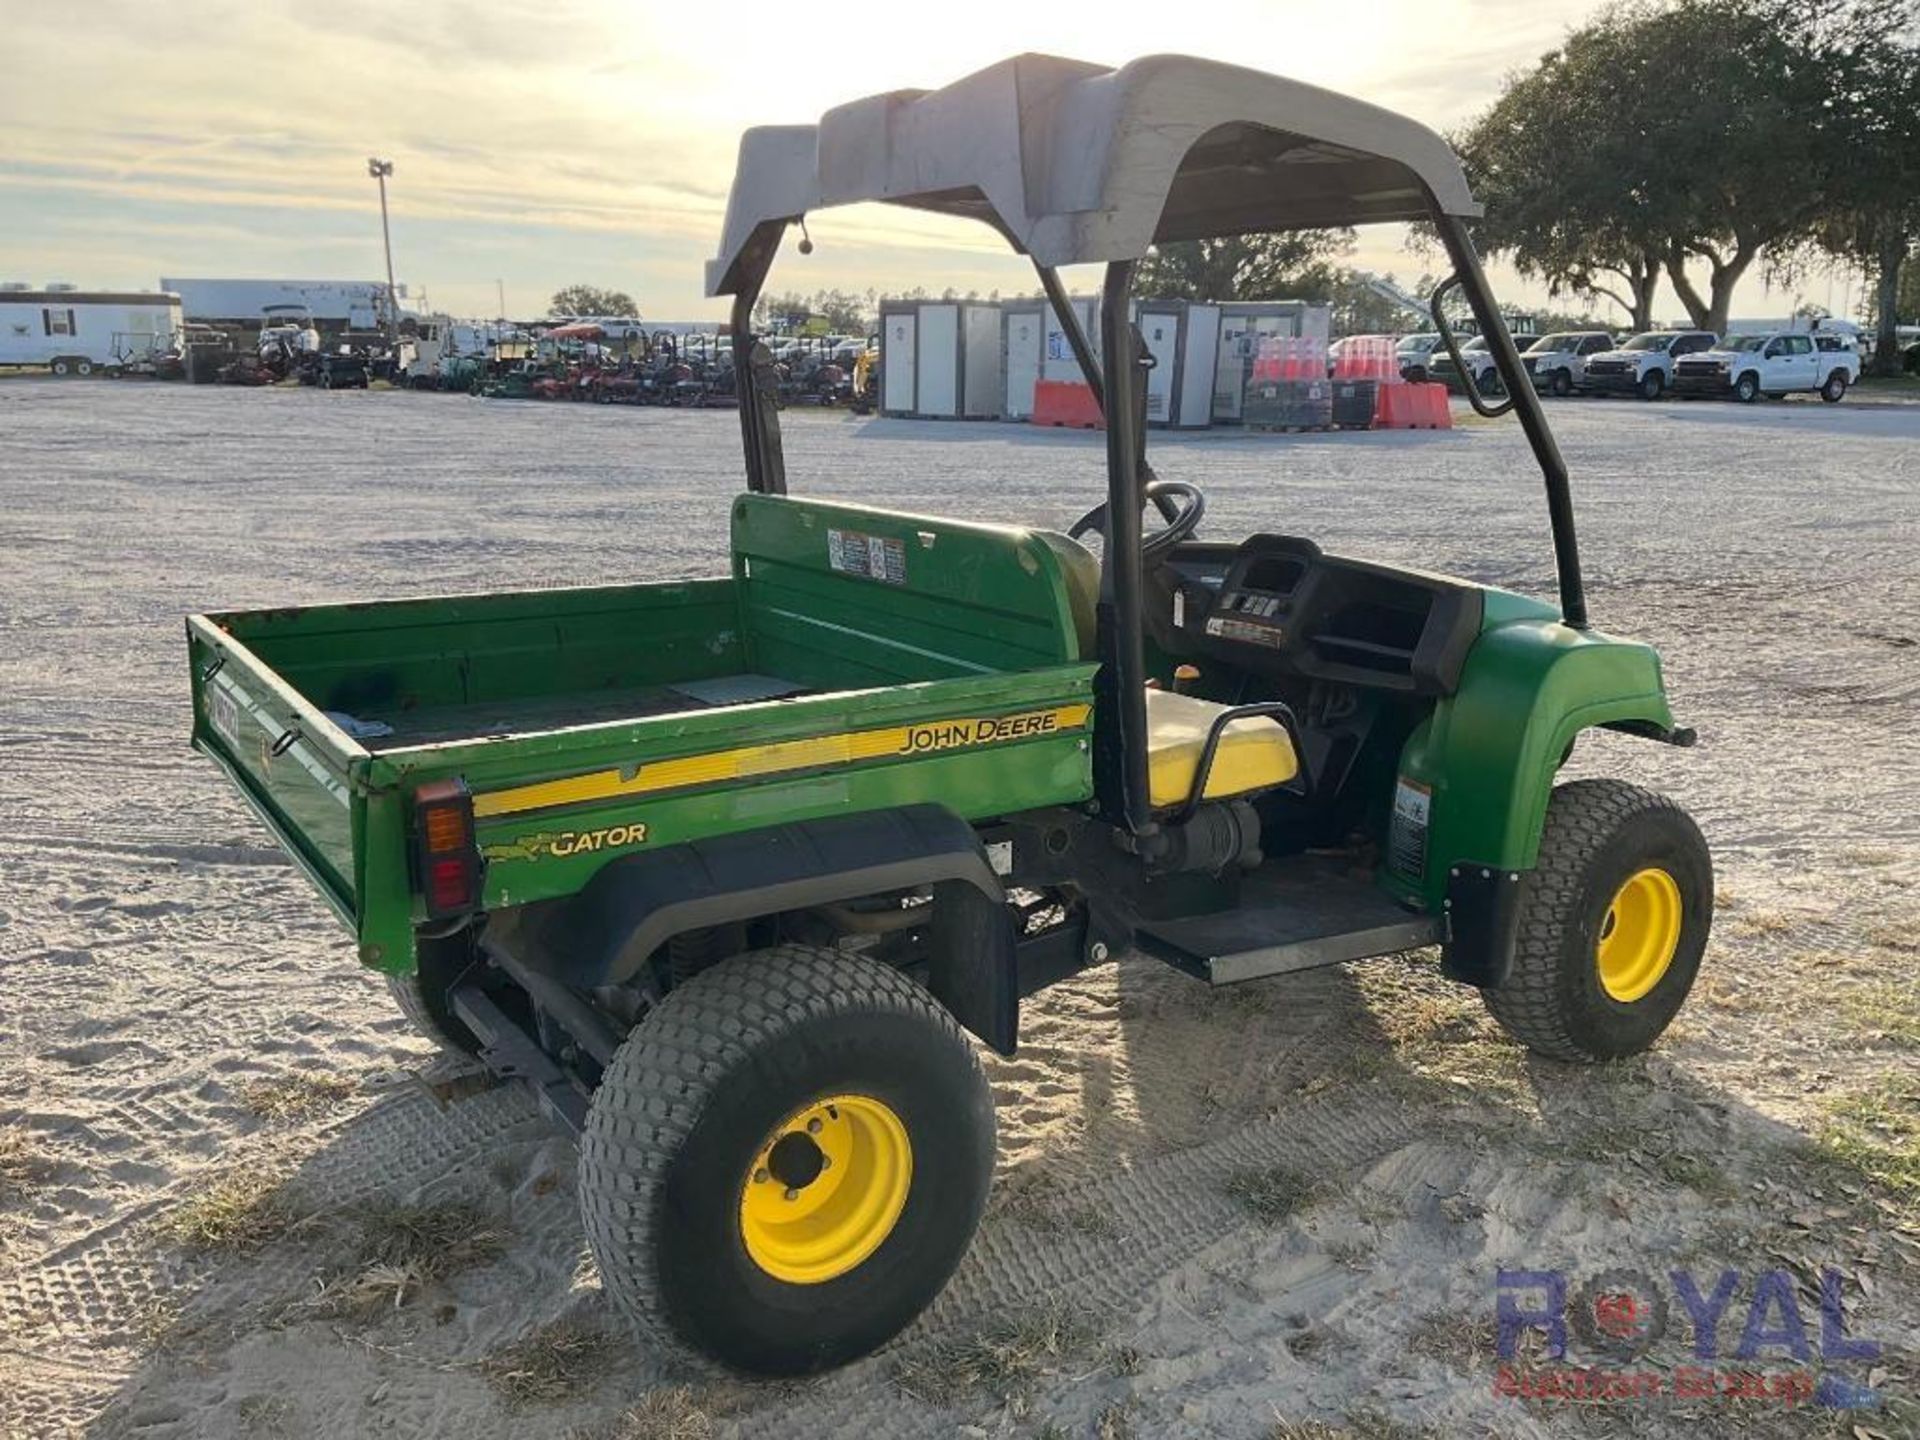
[1154,535,1484,695]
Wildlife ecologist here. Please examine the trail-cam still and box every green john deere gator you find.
[187,54,1712,1375]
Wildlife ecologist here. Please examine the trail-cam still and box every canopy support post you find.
[1096,261,1155,839]
[1033,264,1104,413]
[731,241,787,496]
[1433,213,1587,629]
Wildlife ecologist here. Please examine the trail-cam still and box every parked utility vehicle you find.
[1673,331,1856,403]
[188,54,1712,1377]
[1581,330,1718,399]
[1521,332,1614,396]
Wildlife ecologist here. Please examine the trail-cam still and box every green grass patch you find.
[1855,372,1920,394]
[238,1071,358,1122]
[891,1303,1096,1405]
[308,1200,510,1317]
[1224,1165,1318,1225]
[1817,1083,1920,1202]
[479,1317,620,1405]
[1839,981,1920,1048]
[611,1384,747,1440]
[164,1171,299,1252]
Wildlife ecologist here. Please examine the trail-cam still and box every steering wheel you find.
[1067,479,1207,561]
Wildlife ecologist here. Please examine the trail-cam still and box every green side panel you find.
[730,493,1085,684]
[361,664,1097,968]
[471,721,1091,911]
[215,580,744,719]
[1388,601,1677,905]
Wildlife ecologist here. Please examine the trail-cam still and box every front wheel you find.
[1550,368,1574,398]
[1821,370,1848,403]
[1733,372,1761,403]
[580,946,995,1375]
[1637,370,1665,401]
[1481,780,1712,1062]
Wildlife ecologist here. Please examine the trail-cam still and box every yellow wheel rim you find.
[1596,867,1683,1002]
[739,1094,911,1285]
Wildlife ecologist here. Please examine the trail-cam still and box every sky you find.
[0,0,1863,326]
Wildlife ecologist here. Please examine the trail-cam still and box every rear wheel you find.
[50,358,71,377]
[580,946,994,1374]
[1821,370,1848,403]
[383,933,482,1055]
[1481,780,1711,1062]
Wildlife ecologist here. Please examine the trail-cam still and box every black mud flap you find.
[1439,864,1530,987]
[928,879,1018,1057]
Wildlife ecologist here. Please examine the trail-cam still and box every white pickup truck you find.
[1520,331,1616,397]
[1578,330,1721,400]
[1672,331,1858,403]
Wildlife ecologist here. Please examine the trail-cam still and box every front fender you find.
[1392,612,1676,909]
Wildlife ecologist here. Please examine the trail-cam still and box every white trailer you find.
[0,288,183,373]
[160,278,404,330]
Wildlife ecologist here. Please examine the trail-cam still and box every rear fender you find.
[505,804,1019,1052]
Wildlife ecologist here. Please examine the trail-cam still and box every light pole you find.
[367,158,398,341]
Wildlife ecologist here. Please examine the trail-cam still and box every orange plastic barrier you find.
[1030,379,1104,429]
[1374,381,1452,429]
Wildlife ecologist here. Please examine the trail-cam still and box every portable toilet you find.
[1002,304,1045,419]
[912,302,962,417]
[1132,300,1221,429]
[960,303,1002,418]
[1042,296,1102,384]
[879,302,918,417]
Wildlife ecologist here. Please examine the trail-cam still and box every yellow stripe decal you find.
[471,703,1092,820]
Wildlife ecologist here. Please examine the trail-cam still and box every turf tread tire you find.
[579,944,993,1374]
[1481,780,1710,1063]
[385,971,477,1055]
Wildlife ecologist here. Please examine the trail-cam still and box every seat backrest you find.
[730,494,1092,688]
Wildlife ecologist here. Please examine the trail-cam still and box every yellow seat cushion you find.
[1144,688,1298,809]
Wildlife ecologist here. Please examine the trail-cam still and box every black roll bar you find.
[1034,264,1104,413]
[1432,212,1588,630]
[1096,262,1156,837]
[732,245,786,495]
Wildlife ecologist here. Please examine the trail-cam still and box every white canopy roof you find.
[706,53,1479,297]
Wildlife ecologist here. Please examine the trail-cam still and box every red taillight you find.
[413,778,479,919]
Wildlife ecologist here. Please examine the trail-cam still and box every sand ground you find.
[1,382,1917,1439]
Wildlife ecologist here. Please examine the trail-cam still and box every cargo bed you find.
[187,495,1099,974]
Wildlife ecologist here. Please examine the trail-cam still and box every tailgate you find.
[187,613,365,926]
